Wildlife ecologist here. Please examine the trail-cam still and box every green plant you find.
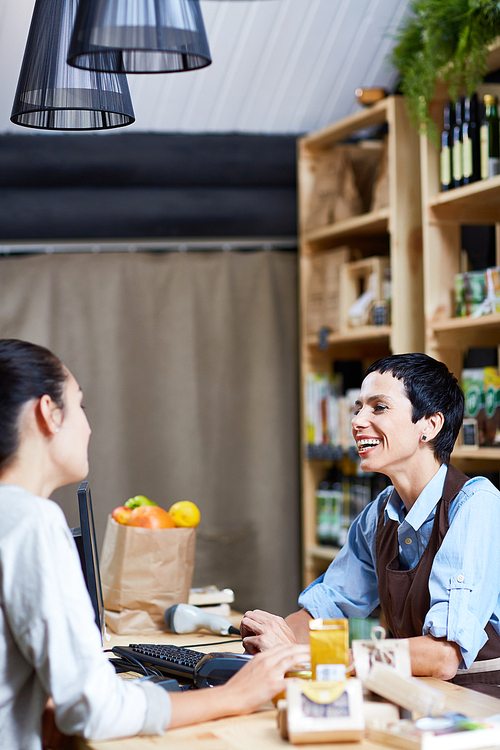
[391,0,500,142]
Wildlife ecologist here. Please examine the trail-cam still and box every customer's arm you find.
[168,644,310,728]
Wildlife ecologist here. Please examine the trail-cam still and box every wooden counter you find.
[78,620,500,750]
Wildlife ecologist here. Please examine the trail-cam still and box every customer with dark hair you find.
[241,353,500,696]
[0,339,309,750]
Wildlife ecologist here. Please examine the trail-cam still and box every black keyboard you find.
[112,643,205,680]
[112,643,252,688]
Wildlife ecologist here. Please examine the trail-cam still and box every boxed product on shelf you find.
[455,270,486,317]
[454,265,500,318]
[305,247,351,336]
[340,256,390,329]
[461,368,487,446]
[484,368,500,446]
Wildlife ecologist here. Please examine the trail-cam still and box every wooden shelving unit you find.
[298,95,424,587]
[420,44,500,473]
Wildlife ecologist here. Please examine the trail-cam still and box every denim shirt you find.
[298,464,500,669]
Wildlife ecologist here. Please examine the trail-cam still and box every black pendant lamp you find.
[11,0,134,130]
[68,0,211,74]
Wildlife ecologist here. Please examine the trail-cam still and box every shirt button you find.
[457,574,465,582]
[405,538,412,545]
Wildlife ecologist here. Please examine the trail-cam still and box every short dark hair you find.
[365,353,464,464]
[0,339,67,472]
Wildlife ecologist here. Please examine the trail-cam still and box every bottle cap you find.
[443,102,452,129]
[464,93,477,121]
[455,97,464,125]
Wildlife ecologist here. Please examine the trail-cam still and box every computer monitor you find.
[71,481,106,642]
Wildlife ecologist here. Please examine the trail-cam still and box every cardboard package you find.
[306,247,350,336]
[100,516,196,634]
[305,148,363,230]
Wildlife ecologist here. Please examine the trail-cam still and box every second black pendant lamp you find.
[68,0,212,74]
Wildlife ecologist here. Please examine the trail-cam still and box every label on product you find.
[452,141,463,182]
[315,663,347,681]
[462,133,473,178]
[440,145,451,187]
[489,157,500,177]
[480,124,489,179]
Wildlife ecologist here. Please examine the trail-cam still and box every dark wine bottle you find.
[452,98,464,188]
[462,93,480,184]
[480,94,500,179]
[440,101,454,191]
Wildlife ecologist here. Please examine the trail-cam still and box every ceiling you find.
[0,0,411,136]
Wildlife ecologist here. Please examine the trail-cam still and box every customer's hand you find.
[240,609,298,654]
[222,643,310,714]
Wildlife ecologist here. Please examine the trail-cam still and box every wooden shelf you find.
[303,208,390,248]
[431,312,500,348]
[428,175,500,223]
[453,446,500,460]
[306,325,391,348]
[301,97,389,150]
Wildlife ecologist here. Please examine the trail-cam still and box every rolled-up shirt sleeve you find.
[299,490,389,619]
[423,478,500,669]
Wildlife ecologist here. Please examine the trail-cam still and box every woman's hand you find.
[221,643,311,715]
[240,609,298,654]
[169,643,310,728]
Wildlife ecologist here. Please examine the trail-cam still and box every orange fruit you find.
[168,501,201,528]
[127,505,175,529]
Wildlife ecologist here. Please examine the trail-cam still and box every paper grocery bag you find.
[100,516,196,634]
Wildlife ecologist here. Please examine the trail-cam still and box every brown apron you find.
[376,463,500,697]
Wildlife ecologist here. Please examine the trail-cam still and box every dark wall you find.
[0,133,298,240]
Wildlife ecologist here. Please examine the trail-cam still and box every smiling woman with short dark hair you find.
[241,353,500,698]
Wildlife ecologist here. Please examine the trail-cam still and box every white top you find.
[0,484,171,749]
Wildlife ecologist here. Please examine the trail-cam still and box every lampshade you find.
[68,0,211,74]
[11,0,135,130]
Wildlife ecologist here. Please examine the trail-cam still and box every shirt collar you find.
[385,463,448,529]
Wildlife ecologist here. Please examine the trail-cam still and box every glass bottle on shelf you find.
[315,464,342,547]
[440,101,454,191]
[480,94,500,179]
[462,93,480,185]
[452,98,464,189]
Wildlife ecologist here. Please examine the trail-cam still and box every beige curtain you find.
[0,250,300,615]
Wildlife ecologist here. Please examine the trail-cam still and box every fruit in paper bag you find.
[168,501,201,528]
[111,506,133,525]
[127,505,175,529]
[125,494,157,510]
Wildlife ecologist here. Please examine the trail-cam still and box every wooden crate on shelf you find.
[305,247,351,336]
[339,256,389,331]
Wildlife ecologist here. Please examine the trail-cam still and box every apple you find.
[111,506,133,525]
